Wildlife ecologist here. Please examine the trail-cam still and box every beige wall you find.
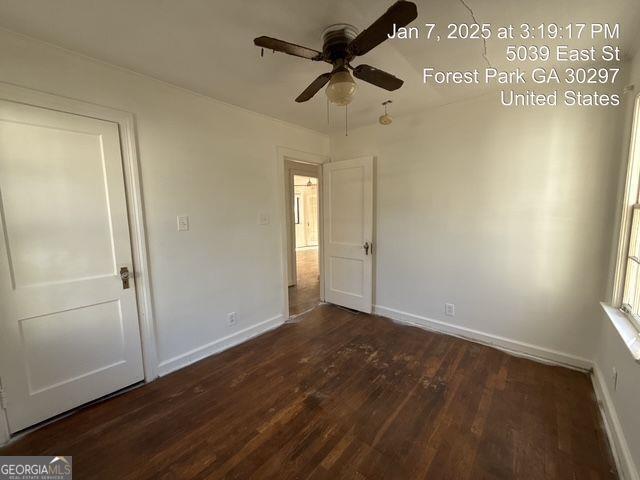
[330,88,625,363]
[0,29,330,373]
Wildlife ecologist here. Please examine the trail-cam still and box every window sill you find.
[601,302,640,362]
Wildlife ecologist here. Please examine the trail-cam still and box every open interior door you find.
[323,157,373,313]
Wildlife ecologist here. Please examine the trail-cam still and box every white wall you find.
[0,29,329,373]
[594,314,640,479]
[593,49,640,480]
[330,88,625,365]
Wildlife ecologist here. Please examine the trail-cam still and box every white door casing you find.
[323,157,373,313]
[276,147,329,320]
[0,99,145,433]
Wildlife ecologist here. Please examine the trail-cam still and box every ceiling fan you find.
[253,1,418,106]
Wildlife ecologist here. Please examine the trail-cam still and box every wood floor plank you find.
[288,247,320,315]
[0,305,617,479]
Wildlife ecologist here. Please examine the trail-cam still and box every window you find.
[622,206,640,317]
[614,94,640,330]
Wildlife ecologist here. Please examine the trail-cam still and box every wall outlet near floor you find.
[612,367,618,391]
[227,312,237,326]
[445,303,455,317]
[258,212,270,225]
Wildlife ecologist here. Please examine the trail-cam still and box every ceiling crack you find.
[458,0,493,68]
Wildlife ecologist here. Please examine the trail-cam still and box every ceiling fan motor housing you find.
[253,1,418,103]
[321,24,359,63]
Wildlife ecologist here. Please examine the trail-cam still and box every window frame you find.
[621,205,640,321]
[612,93,640,332]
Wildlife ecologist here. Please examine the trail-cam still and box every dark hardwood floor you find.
[288,247,320,315]
[1,305,616,479]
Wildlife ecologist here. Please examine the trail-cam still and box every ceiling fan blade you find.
[295,72,333,102]
[348,1,418,57]
[254,36,322,61]
[352,65,403,91]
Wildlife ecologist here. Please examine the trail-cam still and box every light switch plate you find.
[258,213,270,225]
[177,215,189,231]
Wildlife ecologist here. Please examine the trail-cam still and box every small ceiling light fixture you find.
[379,100,393,125]
[326,68,358,106]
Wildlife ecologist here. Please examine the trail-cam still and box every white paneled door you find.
[0,100,144,433]
[323,157,373,313]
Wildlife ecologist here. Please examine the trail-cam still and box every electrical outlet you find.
[445,303,455,316]
[227,312,237,326]
[258,212,270,225]
[612,367,618,391]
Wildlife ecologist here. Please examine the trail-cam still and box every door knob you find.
[120,266,131,289]
[363,242,370,255]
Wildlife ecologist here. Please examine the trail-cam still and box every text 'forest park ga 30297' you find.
[388,22,624,107]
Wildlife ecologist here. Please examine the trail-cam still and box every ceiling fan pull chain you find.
[261,48,264,57]
[327,97,330,125]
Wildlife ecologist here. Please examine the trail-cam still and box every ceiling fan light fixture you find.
[326,70,357,106]
[254,2,418,104]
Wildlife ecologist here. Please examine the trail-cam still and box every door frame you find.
[276,147,330,319]
[0,83,158,443]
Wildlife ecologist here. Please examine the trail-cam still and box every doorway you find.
[285,160,322,316]
[280,154,374,317]
[290,174,320,314]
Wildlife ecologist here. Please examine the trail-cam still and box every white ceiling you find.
[0,0,638,132]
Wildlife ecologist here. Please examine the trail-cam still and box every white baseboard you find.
[592,365,639,480]
[373,305,593,371]
[157,314,285,376]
